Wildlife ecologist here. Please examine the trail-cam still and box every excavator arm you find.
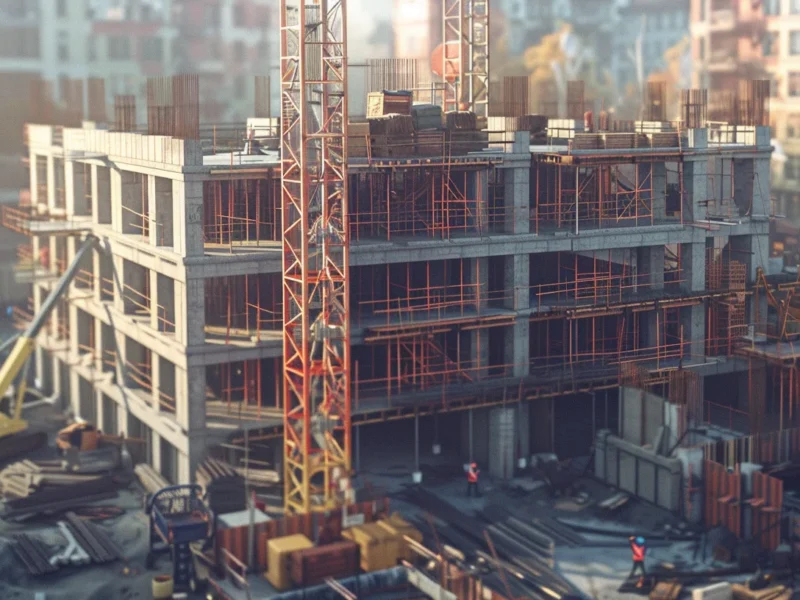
[0,234,99,431]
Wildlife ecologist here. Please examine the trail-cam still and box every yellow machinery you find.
[0,234,99,459]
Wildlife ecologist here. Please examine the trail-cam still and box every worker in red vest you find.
[466,462,480,497]
[628,536,647,588]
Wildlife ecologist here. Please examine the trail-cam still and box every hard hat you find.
[635,536,645,546]
[470,462,477,468]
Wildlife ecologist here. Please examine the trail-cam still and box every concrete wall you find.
[594,430,682,512]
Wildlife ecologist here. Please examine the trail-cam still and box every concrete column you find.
[150,430,162,472]
[638,246,665,291]
[92,249,102,303]
[173,178,204,258]
[505,320,530,377]
[147,176,158,246]
[504,254,529,311]
[64,161,77,215]
[681,304,706,361]
[488,407,516,479]
[503,136,531,234]
[752,127,771,217]
[46,155,56,212]
[90,164,99,224]
[68,303,79,357]
[149,269,159,330]
[681,242,705,292]
[29,153,39,206]
[112,256,125,314]
[93,317,103,372]
[684,130,708,222]
[176,278,205,346]
[470,258,489,378]
[475,169,489,234]
[110,168,123,233]
[95,389,105,434]
[176,365,207,483]
[150,353,161,410]
[652,162,667,222]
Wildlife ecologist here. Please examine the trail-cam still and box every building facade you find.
[6,102,771,482]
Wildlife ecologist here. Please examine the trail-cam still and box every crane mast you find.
[280,0,351,513]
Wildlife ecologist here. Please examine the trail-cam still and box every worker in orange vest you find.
[628,536,647,588]
[466,462,480,497]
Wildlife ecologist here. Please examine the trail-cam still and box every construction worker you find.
[628,536,647,588]
[466,462,480,497]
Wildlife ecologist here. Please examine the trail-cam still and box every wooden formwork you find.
[704,460,742,538]
[751,471,783,551]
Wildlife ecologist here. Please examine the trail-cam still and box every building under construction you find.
[1,73,779,498]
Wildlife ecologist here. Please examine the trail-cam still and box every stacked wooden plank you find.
[64,511,122,565]
[650,132,680,148]
[368,114,414,158]
[348,122,370,158]
[134,463,168,495]
[572,134,602,150]
[290,540,359,588]
[196,458,246,514]
[0,460,117,516]
[9,534,59,575]
[367,91,413,117]
[604,133,635,150]
[444,111,478,131]
[233,466,280,486]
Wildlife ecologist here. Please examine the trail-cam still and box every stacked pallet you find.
[367,91,413,117]
[572,134,602,150]
[368,114,414,158]
[0,460,117,516]
[604,133,635,150]
[444,111,478,131]
[134,463,168,495]
[290,540,359,588]
[196,458,245,514]
[650,132,680,148]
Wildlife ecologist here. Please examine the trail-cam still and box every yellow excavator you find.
[0,234,100,460]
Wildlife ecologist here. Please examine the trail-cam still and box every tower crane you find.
[280,0,351,513]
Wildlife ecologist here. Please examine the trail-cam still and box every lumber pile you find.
[0,460,117,517]
[196,458,246,514]
[368,114,414,158]
[134,463,168,495]
[233,465,280,486]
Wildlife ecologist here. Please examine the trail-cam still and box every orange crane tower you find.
[442,0,490,115]
[280,0,351,513]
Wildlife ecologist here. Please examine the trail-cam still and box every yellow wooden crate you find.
[343,522,401,572]
[377,513,423,562]
[265,534,313,591]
